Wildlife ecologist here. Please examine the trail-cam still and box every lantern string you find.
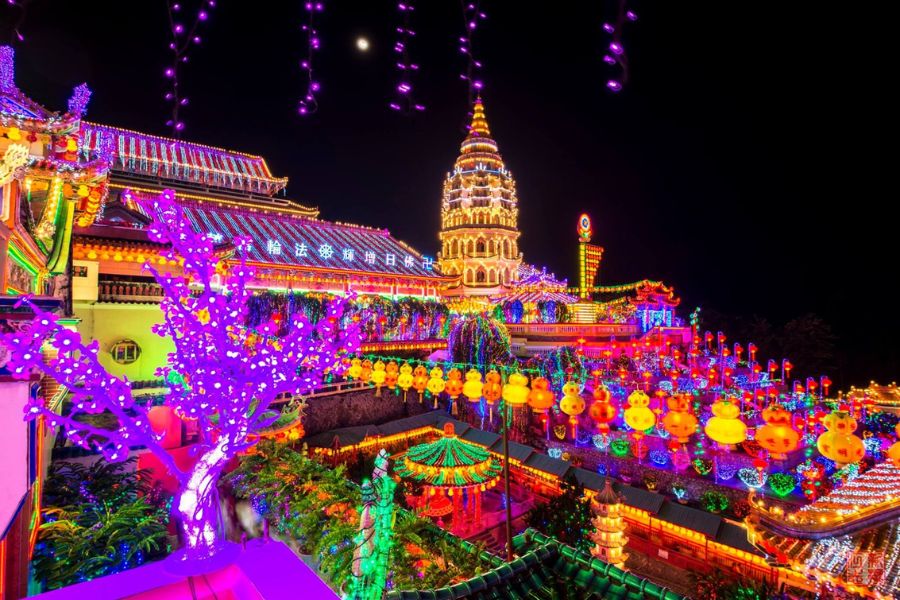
[601,0,638,93]
[298,1,325,116]
[389,0,424,114]
[163,0,217,136]
[458,0,487,111]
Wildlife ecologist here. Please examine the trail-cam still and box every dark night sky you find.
[1,2,894,387]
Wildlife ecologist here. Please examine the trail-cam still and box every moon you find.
[356,37,370,52]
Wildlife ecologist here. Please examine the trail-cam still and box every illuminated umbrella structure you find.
[394,423,502,533]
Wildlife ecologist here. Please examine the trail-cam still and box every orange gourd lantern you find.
[756,404,800,460]
[444,368,463,399]
[360,359,373,382]
[347,358,362,380]
[528,377,554,412]
[412,365,428,403]
[662,394,697,443]
[888,423,900,467]
[704,400,747,447]
[589,385,616,432]
[483,370,502,405]
[386,361,400,390]
[817,410,865,466]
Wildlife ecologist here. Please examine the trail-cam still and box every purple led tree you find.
[1,189,361,564]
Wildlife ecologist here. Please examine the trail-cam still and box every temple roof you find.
[81,123,289,197]
[387,529,685,600]
[454,97,504,172]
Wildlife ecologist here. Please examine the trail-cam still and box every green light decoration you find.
[448,314,513,368]
[346,449,396,600]
[609,438,631,457]
[767,472,797,498]
[394,424,502,488]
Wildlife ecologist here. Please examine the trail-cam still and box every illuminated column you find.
[577,213,604,300]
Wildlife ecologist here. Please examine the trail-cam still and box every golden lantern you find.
[412,364,428,403]
[347,358,362,380]
[559,381,586,416]
[662,394,697,443]
[756,404,800,460]
[528,377,554,412]
[816,410,865,466]
[704,400,747,447]
[360,359,373,382]
[624,390,656,433]
[502,372,530,406]
[371,360,386,396]
[426,367,445,396]
[462,369,483,403]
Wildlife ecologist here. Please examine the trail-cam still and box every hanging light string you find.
[389,0,424,113]
[5,0,32,44]
[163,0,216,136]
[601,0,638,92]
[298,1,324,116]
[458,0,487,108]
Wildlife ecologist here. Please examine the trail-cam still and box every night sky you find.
[2,2,893,387]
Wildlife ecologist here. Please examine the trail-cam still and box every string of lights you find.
[601,0,638,92]
[389,0,424,113]
[163,0,216,136]
[458,0,487,107]
[298,1,324,116]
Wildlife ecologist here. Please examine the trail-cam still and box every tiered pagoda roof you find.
[394,423,502,489]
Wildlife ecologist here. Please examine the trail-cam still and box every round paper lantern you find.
[527,377,554,412]
[816,410,865,466]
[662,394,697,442]
[426,367,445,396]
[483,370,502,405]
[502,372,530,406]
[704,400,747,447]
[756,404,800,460]
[347,358,362,380]
[444,368,463,399]
[624,390,656,432]
[371,360,387,395]
[559,381,585,416]
[462,369,483,403]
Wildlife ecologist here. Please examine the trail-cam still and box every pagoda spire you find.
[467,96,491,138]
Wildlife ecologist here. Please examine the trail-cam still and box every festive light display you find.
[756,404,800,460]
[623,390,656,432]
[662,394,697,443]
[298,1,325,116]
[704,399,747,447]
[1,189,360,564]
[163,0,216,135]
[601,0,638,92]
[458,1,487,101]
[389,0,424,113]
[448,314,512,367]
[590,479,628,569]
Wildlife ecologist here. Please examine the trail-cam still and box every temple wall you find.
[303,389,437,437]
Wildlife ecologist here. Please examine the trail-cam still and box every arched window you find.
[467,240,475,255]
[488,268,496,284]
[503,239,510,258]
[476,268,486,283]
[451,239,459,256]
[476,239,485,254]
[492,214,500,225]
[465,269,473,284]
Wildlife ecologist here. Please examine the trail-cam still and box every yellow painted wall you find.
[73,304,173,382]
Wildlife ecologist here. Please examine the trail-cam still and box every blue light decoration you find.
[592,433,611,451]
[548,447,563,459]
[649,449,669,466]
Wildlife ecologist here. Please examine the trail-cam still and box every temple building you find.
[438,98,522,297]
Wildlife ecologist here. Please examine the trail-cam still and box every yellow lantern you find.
[502,372,530,406]
[347,358,362,380]
[77,184,90,197]
[756,404,800,460]
[66,137,79,152]
[817,410,865,467]
[624,390,656,433]
[397,363,414,399]
[371,360,386,396]
[559,381,586,416]
[462,369,483,403]
[6,126,21,141]
[662,394,697,443]
[426,367,445,408]
[704,400,747,447]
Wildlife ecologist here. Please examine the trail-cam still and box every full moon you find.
[356,37,370,52]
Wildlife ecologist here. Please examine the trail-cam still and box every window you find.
[74,265,89,278]
[110,339,141,365]
[476,269,486,283]
[476,240,485,253]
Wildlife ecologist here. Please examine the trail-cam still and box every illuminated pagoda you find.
[746,461,900,598]
[394,422,501,533]
[438,98,522,297]
[590,479,629,570]
[491,264,578,323]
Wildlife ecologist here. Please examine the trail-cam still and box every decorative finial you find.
[0,46,15,93]
[67,83,92,118]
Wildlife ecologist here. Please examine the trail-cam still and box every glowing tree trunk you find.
[1,189,361,566]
